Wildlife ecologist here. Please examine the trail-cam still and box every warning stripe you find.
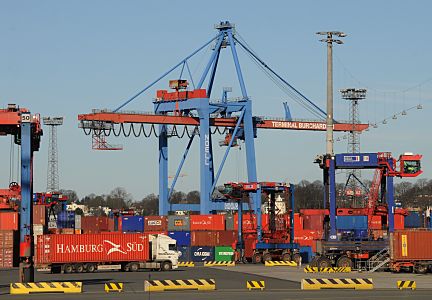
[10,282,82,294]
[301,278,373,290]
[304,267,351,273]
[265,261,297,267]
[204,261,235,266]
[144,278,216,292]
[397,280,416,290]
[246,280,265,290]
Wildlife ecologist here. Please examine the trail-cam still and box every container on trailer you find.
[121,216,144,232]
[369,215,382,229]
[225,215,234,231]
[0,212,18,231]
[144,216,168,232]
[303,214,324,230]
[177,246,191,262]
[216,230,237,246]
[404,212,422,228]
[336,215,367,230]
[0,230,18,268]
[390,230,432,261]
[35,233,150,265]
[74,214,82,230]
[234,214,257,232]
[33,205,47,225]
[191,231,216,246]
[168,215,190,231]
[214,246,234,261]
[168,231,191,246]
[394,214,405,230]
[190,215,225,231]
[190,246,214,262]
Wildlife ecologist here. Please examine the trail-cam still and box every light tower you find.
[43,117,63,192]
[340,88,366,206]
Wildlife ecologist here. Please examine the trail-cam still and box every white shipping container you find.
[75,215,82,230]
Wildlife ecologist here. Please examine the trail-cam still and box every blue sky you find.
[0,1,430,201]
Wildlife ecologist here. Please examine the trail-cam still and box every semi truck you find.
[36,233,179,273]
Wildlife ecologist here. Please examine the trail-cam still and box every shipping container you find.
[75,215,82,230]
[0,230,18,268]
[300,209,329,216]
[303,214,324,230]
[191,231,216,246]
[216,230,237,246]
[390,230,432,261]
[336,215,367,230]
[168,231,191,246]
[121,216,144,232]
[168,215,190,231]
[33,205,47,225]
[215,246,234,261]
[0,212,18,231]
[394,214,405,230]
[234,214,257,232]
[262,214,288,232]
[368,215,382,230]
[405,211,422,228]
[81,216,110,234]
[190,246,214,262]
[177,246,191,262]
[225,215,234,231]
[190,215,225,231]
[144,216,168,232]
[57,211,75,229]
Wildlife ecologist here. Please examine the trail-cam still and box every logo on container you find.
[174,220,184,226]
[193,247,211,261]
[148,220,162,226]
[104,240,127,255]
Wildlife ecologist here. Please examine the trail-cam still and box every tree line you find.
[60,178,432,216]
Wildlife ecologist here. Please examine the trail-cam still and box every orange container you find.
[0,212,18,231]
[391,230,432,261]
[33,205,47,225]
[190,215,225,231]
[369,215,383,229]
[234,214,257,232]
[394,214,405,230]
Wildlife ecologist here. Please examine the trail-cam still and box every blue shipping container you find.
[336,216,367,230]
[191,246,215,262]
[177,246,191,262]
[57,211,75,229]
[168,231,191,246]
[299,246,312,263]
[335,153,378,168]
[122,216,144,232]
[405,212,422,228]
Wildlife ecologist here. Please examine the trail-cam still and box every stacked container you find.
[57,211,75,229]
[33,205,47,226]
[0,212,19,231]
[168,215,190,231]
[121,216,144,232]
[0,230,18,268]
[144,216,168,233]
[81,216,110,234]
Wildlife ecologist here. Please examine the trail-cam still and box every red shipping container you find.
[0,230,18,269]
[0,212,18,231]
[33,205,47,225]
[394,214,404,230]
[293,213,303,235]
[191,231,216,246]
[216,230,237,246]
[144,216,168,232]
[244,236,257,258]
[294,229,323,242]
[108,218,115,232]
[369,215,382,229]
[36,233,150,265]
[303,215,324,230]
[300,209,329,216]
[60,229,75,234]
[234,214,257,232]
[390,230,432,261]
[190,215,225,231]
[81,216,110,234]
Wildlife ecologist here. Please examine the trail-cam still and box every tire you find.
[86,264,96,273]
[122,264,130,272]
[75,264,84,273]
[309,257,319,267]
[63,264,73,274]
[161,261,172,272]
[336,256,353,268]
[130,263,139,272]
[262,253,272,262]
[292,253,302,264]
[252,253,262,264]
[414,264,428,274]
[317,257,332,268]
[281,253,292,261]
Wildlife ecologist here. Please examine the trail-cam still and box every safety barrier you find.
[301,278,373,290]
[265,261,297,267]
[10,282,82,294]
[246,280,265,290]
[178,262,195,267]
[397,280,416,290]
[105,282,123,292]
[144,279,216,292]
[304,267,351,273]
[204,261,235,267]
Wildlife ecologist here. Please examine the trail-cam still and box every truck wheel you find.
[252,253,262,264]
[63,264,73,274]
[51,265,61,274]
[317,257,332,268]
[130,263,139,272]
[336,256,353,268]
[414,264,428,274]
[75,264,84,273]
[262,253,272,262]
[86,264,96,273]
[292,253,302,264]
[281,253,292,261]
[122,264,130,272]
[161,261,172,271]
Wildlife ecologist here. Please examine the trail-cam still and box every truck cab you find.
[149,234,179,271]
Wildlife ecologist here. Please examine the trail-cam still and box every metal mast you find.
[341,88,366,206]
[43,117,63,192]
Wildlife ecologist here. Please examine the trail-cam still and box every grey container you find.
[225,215,234,231]
[168,215,190,231]
[75,215,82,230]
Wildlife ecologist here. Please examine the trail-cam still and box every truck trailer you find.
[36,233,179,273]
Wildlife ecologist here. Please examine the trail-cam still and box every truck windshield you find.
[168,244,176,251]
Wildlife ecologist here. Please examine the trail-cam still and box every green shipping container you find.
[214,246,234,261]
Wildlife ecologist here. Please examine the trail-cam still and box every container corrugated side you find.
[36,233,149,265]
[390,230,432,261]
[33,205,47,225]
[168,216,190,231]
[190,215,225,231]
[144,216,168,232]
[0,212,18,231]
